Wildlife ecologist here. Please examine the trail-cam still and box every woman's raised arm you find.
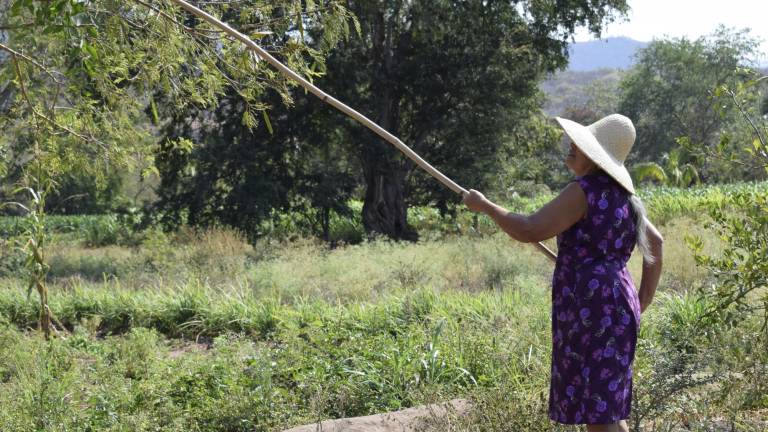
[463,182,587,243]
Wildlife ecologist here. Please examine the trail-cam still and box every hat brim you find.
[556,117,635,194]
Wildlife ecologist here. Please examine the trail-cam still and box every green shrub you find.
[689,191,768,331]
[0,238,26,279]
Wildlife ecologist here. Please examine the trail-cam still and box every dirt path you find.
[282,398,471,432]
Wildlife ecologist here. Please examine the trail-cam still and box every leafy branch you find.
[0,41,64,84]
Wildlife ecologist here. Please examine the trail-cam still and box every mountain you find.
[540,69,625,117]
[567,37,648,71]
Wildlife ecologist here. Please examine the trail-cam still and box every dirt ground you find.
[282,398,472,432]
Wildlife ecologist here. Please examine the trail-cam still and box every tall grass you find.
[0,283,765,431]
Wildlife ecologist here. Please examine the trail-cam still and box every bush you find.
[0,238,26,279]
[689,191,768,331]
[0,214,144,246]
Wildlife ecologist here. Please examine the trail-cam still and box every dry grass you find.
[626,215,722,294]
[246,234,552,303]
[31,214,718,306]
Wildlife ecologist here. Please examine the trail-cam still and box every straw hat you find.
[555,114,636,194]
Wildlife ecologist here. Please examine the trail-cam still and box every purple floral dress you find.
[549,172,642,424]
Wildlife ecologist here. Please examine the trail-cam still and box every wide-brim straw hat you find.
[555,114,636,194]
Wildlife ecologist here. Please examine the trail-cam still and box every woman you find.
[463,114,663,432]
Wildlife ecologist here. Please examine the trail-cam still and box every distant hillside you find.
[540,37,645,116]
[568,37,647,71]
[540,69,625,117]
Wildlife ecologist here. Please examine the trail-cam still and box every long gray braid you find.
[629,194,654,264]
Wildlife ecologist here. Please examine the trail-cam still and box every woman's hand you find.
[463,189,490,213]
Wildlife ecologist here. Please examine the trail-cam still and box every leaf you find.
[26,278,35,299]
[173,138,194,154]
[297,15,304,41]
[150,97,159,125]
[242,110,255,129]
[1,201,30,213]
[71,12,89,27]
[83,58,95,76]
[53,0,69,14]
[12,187,38,203]
[9,0,24,16]
[682,164,700,186]
[82,43,98,60]
[250,31,274,40]
[631,162,667,184]
[261,110,274,135]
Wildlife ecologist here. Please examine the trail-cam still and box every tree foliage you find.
[0,0,354,212]
[491,112,567,198]
[618,27,761,173]
[0,0,353,336]
[155,88,359,241]
[301,0,629,239]
[631,145,700,188]
[151,2,359,240]
[149,0,629,241]
[688,72,768,338]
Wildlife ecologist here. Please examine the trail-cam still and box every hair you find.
[629,194,655,264]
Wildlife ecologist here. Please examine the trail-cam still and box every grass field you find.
[0,183,766,431]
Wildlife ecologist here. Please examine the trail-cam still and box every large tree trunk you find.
[357,5,417,241]
[361,155,417,241]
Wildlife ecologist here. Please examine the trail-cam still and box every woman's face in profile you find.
[565,142,597,176]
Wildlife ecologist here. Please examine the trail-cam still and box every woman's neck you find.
[581,166,602,176]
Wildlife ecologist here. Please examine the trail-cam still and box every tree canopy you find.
[0,0,354,213]
[1,0,631,242]
[152,0,630,240]
[318,0,629,239]
[618,27,761,170]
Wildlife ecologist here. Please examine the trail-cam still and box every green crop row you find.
[0,214,113,238]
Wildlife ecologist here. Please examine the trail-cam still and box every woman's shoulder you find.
[577,172,622,191]
[575,172,628,209]
[575,172,605,191]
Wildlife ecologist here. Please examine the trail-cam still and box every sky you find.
[573,0,768,64]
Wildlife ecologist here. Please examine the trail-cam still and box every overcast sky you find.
[573,0,768,63]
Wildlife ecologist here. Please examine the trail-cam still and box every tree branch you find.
[131,0,222,37]
[728,87,767,151]
[0,42,63,84]
[0,22,36,30]
[11,56,108,152]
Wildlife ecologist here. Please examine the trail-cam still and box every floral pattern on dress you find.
[549,172,642,425]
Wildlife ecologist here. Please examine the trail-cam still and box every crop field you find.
[0,182,766,431]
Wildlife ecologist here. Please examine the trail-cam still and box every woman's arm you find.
[638,218,664,313]
[463,182,587,243]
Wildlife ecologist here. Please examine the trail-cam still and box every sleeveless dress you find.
[549,172,642,424]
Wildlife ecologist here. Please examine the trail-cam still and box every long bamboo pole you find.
[168,0,557,263]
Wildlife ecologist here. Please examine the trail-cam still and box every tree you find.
[152,3,359,241]
[687,72,768,347]
[0,0,352,337]
[311,0,628,240]
[490,112,568,199]
[155,87,359,242]
[630,146,700,188]
[618,27,761,170]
